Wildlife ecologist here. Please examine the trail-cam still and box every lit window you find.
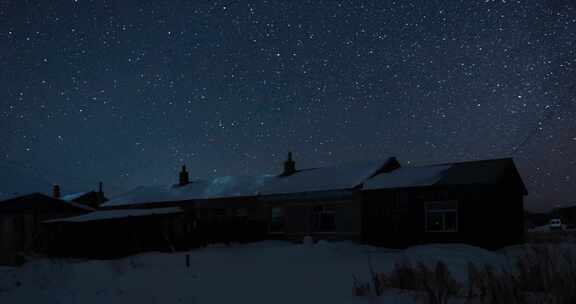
[425,201,458,232]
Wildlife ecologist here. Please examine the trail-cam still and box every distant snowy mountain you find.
[0,161,53,201]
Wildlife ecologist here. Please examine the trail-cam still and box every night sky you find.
[1,1,575,211]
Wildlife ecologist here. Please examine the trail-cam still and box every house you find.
[43,155,528,259]
[362,158,527,249]
[45,180,197,258]
[257,153,401,242]
[0,185,93,264]
[92,155,401,248]
[524,210,551,230]
[44,167,273,257]
[555,205,576,228]
[60,182,108,209]
[109,170,273,246]
[44,207,184,258]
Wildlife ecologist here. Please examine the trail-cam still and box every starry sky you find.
[1,0,575,211]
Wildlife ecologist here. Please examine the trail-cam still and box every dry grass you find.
[465,245,576,303]
[353,259,461,304]
[354,244,576,304]
[466,262,526,303]
[526,231,576,244]
[352,275,371,296]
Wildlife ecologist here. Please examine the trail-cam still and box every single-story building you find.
[43,155,528,257]
[362,158,527,249]
[44,168,274,257]
[0,189,93,264]
[256,154,401,242]
[44,207,185,259]
[555,204,576,228]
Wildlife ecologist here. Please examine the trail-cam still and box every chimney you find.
[98,181,104,204]
[371,156,401,178]
[384,157,401,172]
[179,165,190,186]
[52,184,61,199]
[282,152,296,176]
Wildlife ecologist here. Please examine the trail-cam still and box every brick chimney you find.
[98,181,104,204]
[179,165,190,186]
[282,152,296,176]
[52,184,61,199]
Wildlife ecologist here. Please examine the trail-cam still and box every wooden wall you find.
[266,198,363,242]
[363,184,525,249]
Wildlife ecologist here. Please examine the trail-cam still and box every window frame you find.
[233,208,248,217]
[425,200,458,233]
[269,207,285,234]
[311,204,336,232]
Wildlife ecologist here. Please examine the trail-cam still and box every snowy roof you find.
[45,207,182,223]
[365,158,524,192]
[103,159,395,206]
[62,199,95,211]
[102,175,274,207]
[258,158,393,195]
[0,192,94,212]
[102,185,181,206]
[364,165,452,190]
[61,192,90,202]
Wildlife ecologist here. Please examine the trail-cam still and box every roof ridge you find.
[426,157,514,167]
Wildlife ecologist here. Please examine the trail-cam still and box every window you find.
[186,220,196,233]
[213,209,226,217]
[233,208,248,217]
[425,201,458,232]
[270,207,284,233]
[312,205,336,232]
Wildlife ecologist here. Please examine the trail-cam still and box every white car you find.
[549,219,564,231]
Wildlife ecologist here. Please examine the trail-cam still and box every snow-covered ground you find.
[0,241,532,304]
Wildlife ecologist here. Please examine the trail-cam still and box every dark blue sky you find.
[1,0,575,211]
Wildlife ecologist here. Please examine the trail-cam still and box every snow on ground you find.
[0,241,527,304]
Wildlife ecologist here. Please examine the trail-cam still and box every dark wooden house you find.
[45,167,272,257]
[0,189,93,264]
[46,182,197,258]
[44,207,185,259]
[555,205,576,228]
[257,154,401,242]
[193,196,269,245]
[524,210,551,230]
[362,158,527,249]
[42,156,528,259]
